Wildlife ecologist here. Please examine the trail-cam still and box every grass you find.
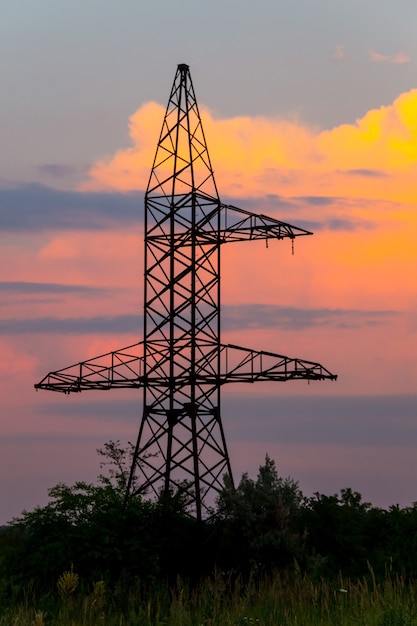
[2,569,417,625]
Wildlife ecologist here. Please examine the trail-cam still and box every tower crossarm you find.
[34,342,145,394]
[35,340,337,393]
[215,204,312,243]
[218,343,337,383]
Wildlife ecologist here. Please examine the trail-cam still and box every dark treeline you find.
[1,442,417,600]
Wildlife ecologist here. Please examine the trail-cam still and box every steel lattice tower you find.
[35,64,337,521]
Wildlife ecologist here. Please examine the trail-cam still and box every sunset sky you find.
[1,0,416,523]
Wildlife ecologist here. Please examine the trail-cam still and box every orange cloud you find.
[369,50,410,64]
[32,89,415,390]
[333,45,346,60]
[81,90,417,206]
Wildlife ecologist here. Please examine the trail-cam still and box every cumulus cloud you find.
[80,90,417,205]
[2,92,412,237]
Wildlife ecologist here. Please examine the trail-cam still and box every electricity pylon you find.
[35,64,336,521]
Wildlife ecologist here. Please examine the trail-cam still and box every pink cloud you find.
[333,45,346,60]
[3,86,417,523]
[369,49,410,64]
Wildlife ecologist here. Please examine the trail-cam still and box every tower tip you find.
[178,63,190,71]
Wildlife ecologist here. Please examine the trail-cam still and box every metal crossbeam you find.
[35,341,336,394]
[149,200,312,245]
[219,204,312,243]
[219,344,337,383]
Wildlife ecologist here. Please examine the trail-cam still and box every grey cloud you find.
[33,393,417,448]
[225,193,338,213]
[222,392,417,447]
[299,220,366,236]
[36,164,86,179]
[0,304,400,335]
[34,398,140,421]
[345,169,388,178]
[222,304,400,331]
[14,392,417,517]
[0,281,111,295]
[325,218,373,231]
[0,183,143,231]
[229,194,377,233]
[0,313,141,335]
[300,217,374,232]
[1,432,121,444]
[225,194,295,212]
[297,196,335,206]
[0,184,375,235]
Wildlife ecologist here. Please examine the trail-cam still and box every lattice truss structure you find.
[36,64,337,520]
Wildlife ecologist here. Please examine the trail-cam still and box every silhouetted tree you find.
[3,443,417,596]
[302,488,385,578]
[215,455,305,575]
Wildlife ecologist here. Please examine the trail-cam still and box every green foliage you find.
[0,440,205,594]
[215,454,305,574]
[2,571,417,625]
[301,487,374,578]
[0,478,160,591]
[96,439,137,494]
[302,489,417,579]
[57,565,79,600]
[3,441,417,605]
